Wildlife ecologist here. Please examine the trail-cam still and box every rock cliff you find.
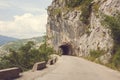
[46,0,120,63]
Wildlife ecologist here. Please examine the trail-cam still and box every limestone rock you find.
[46,0,120,63]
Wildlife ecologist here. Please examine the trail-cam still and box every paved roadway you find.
[36,56,120,80]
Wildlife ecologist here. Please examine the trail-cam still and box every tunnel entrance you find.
[59,44,72,55]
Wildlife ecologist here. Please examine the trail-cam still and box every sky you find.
[0,0,52,39]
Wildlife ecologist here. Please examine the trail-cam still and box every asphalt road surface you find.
[35,56,120,80]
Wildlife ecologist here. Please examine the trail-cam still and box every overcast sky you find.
[0,0,52,39]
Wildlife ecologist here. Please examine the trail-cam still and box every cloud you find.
[0,3,10,9]
[0,13,47,39]
[0,0,50,21]
[0,0,13,9]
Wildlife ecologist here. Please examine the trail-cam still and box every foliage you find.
[39,43,55,62]
[50,8,61,16]
[112,48,120,68]
[66,0,93,24]
[66,0,83,8]
[93,1,100,13]
[92,2,100,18]
[89,50,105,61]
[49,0,94,25]
[103,13,120,70]
[93,4,99,12]
[103,14,120,52]
[80,0,93,24]
[104,14,120,46]
[0,40,56,71]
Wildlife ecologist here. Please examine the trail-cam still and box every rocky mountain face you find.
[46,0,120,63]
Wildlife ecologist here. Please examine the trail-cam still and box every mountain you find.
[47,0,120,64]
[0,35,18,46]
[0,36,43,51]
[0,36,43,56]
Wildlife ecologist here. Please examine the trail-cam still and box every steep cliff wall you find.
[46,0,120,63]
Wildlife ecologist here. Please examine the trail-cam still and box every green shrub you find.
[52,8,61,16]
[64,0,94,24]
[80,0,93,24]
[112,49,120,68]
[93,2,100,13]
[103,13,120,70]
[92,2,100,18]
[0,40,56,71]
[39,43,56,62]
[66,0,83,8]
[90,50,105,61]
[104,14,120,45]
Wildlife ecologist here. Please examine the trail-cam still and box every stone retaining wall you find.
[0,67,21,80]
[32,61,46,72]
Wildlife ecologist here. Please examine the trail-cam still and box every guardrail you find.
[0,55,59,79]
[0,67,21,80]
[32,61,46,72]
[48,56,58,65]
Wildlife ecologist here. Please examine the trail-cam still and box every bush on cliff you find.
[66,0,83,8]
[112,49,120,69]
[103,13,120,70]
[63,0,94,24]
[89,50,105,61]
[80,0,93,24]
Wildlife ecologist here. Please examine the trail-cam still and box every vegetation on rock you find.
[103,13,120,70]
[89,50,105,61]
[51,8,61,16]
[85,49,105,62]
[66,0,83,8]
[80,0,93,24]
[65,0,93,24]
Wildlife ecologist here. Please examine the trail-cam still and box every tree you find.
[0,40,56,71]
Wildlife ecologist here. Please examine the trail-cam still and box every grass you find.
[87,49,105,61]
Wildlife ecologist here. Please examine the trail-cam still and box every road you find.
[35,56,120,80]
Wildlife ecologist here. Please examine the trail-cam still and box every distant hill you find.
[0,36,44,55]
[0,35,18,46]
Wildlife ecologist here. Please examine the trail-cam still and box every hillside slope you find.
[0,35,18,46]
[0,37,43,55]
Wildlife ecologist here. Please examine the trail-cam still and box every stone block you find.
[48,56,58,65]
[32,61,46,72]
[0,67,21,80]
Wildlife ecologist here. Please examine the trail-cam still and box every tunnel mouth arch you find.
[59,43,72,55]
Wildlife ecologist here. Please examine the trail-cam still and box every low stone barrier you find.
[48,59,54,65]
[48,56,58,65]
[32,61,46,72]
[0,67,21,80]
[54,57,58,63]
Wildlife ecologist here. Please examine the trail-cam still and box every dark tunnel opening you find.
[59,44,71,55]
